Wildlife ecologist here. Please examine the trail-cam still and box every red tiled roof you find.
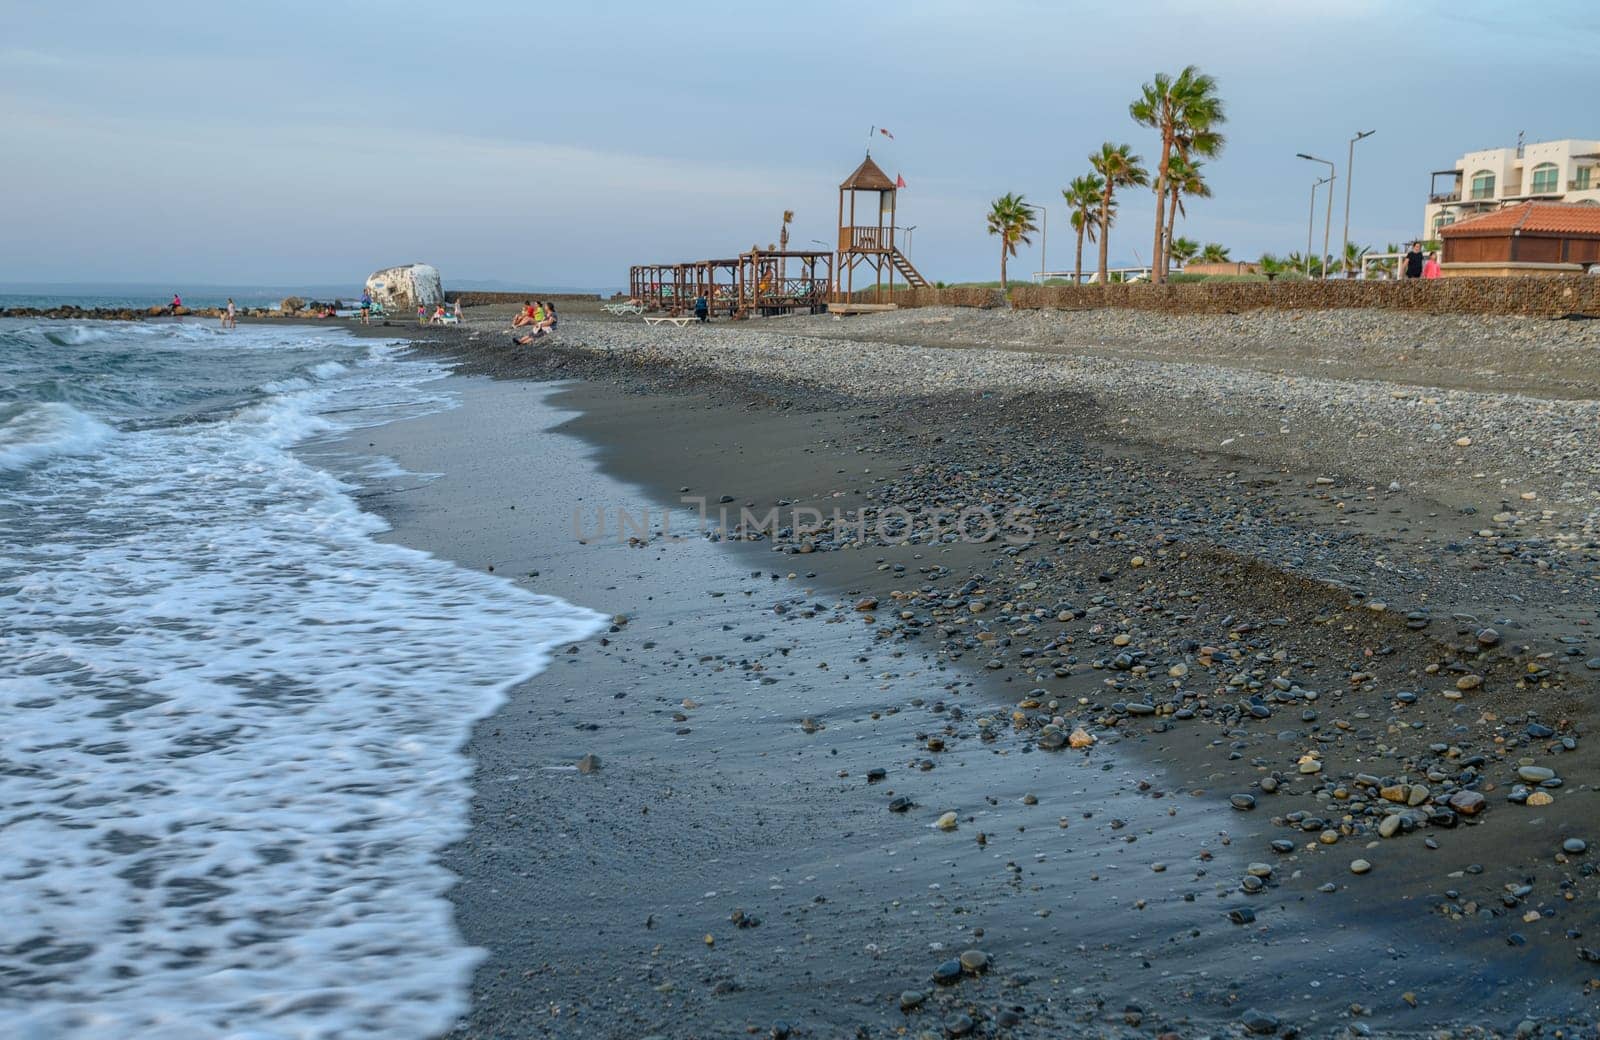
[1441,201,1600,237]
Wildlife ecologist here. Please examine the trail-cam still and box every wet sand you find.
[343,358,1599,1039]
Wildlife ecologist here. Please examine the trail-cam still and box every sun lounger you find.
[642,315,696,327]
[603,302,644,316]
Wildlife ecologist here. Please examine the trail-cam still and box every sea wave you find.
[0,325,604,1039]
[42,324,115,347]
[0,400,115,471]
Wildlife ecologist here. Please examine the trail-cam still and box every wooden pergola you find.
[737,250,832,316]
[623,153,933,317]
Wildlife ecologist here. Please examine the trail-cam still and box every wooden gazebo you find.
[832,154,927,309]
[737,249,832,316]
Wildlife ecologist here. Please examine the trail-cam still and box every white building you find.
[1425,138,1600,238]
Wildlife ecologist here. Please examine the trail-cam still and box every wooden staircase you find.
[889,249,929,289]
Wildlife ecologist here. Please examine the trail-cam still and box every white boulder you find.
[365,264,443,309]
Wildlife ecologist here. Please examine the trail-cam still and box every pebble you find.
[1350,858,1372,874]
[958,949,989,974]
[935,811,958,831]
[576,753,601,774]
[1517,765,1556,783]
[1230,793,1257,811]
[1563,838,1588,855]
[899,990,926,1011]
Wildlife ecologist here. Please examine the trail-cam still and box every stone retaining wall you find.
[448,291,603,307]
[853,277,1600,317]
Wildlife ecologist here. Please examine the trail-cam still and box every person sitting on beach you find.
[539,302,558,333]
[431,304,447,324]
[512,300,538,327]
[170,292,183,320]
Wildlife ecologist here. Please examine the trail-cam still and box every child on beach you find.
[221,298,236,328]
[417,303,427,324]
[512,301,538,327]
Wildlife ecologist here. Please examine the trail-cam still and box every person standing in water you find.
[221,298,237,329]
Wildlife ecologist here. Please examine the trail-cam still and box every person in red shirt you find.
[1422,252,1442,279]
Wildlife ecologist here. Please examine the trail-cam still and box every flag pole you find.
[866,126,874,156]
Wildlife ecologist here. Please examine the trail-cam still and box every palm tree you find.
[1169,236,1199,269]
[986,193,1038,290]
[1161,155,1212,276]
[1200,242,1230,263]
[1259,252,1288,281]
[778,209,794,283]
[1130,65,1226,284]
[1063,173,1105,285]
[1090,143,1148,282]
[1336,241,1369,277]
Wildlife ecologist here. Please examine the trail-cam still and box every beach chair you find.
[642,315,696,328]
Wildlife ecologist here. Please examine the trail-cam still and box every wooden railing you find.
[839,226,890,251]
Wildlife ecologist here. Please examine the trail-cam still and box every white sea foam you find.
[0,400,115,470]
[0,327,606,1039]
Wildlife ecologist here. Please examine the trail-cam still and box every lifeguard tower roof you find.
[840,155,896,192]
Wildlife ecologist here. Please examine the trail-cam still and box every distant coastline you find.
[0,281,619,313]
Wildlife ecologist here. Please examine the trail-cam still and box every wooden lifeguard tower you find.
[832,154,927,311]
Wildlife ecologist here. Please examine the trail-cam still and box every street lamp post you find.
[903,225,917,265]
[1341,130,1376,279]
[1306,175,1331,278]
[1297,153,1336,279]
[1036,207,1047,279]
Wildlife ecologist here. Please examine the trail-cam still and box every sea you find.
[0,316,606,1038]
[0,286,363,312]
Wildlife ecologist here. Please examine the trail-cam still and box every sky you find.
[3,0,1597,291]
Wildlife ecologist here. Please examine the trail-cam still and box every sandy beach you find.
[330,300,1599,1039]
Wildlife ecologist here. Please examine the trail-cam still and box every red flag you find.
[895,174,907,189]
[879,128,895,140]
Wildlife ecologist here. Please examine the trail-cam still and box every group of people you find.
[1403,241,1442,280]
[510,300,559,344]
[418,300,464,324]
